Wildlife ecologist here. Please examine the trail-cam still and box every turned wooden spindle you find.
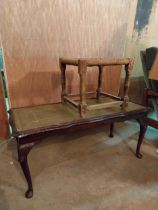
[60,59,66,103]
[78,59,87,118]
[96,65,103,100]
[122,59,133,107]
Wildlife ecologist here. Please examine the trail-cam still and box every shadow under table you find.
[9,98,148,198]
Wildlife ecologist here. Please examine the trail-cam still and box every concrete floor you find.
[0,121,158,210]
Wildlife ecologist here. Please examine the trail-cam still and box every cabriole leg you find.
[18,142,34,198]
[136,118,147,159]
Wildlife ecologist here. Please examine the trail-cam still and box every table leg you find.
[17,141,34,198]
[109,123,114,137]
[79,59,87,118]
[96,65,103,100]
[136,118,147,159]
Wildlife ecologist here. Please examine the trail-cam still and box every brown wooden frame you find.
[59,58,133,117]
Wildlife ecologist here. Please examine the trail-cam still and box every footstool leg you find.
[17,141,34,198]
[136,118,147,159]
[109,123,114,137]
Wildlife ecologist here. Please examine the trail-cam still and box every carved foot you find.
[25,189,33,199]
[136,118,147,159]
[136,153,143,159]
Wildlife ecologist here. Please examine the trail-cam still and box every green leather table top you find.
[11,98,146,132]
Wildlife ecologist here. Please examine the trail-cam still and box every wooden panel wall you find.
[0,0,130,108]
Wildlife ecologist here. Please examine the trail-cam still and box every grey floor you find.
[0,121,158,210]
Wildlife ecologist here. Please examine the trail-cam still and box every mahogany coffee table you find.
[9,98,148,198]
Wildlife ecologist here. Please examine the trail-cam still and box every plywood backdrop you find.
[0,0,130,108]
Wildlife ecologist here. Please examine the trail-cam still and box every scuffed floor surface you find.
[0,121,158,210]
